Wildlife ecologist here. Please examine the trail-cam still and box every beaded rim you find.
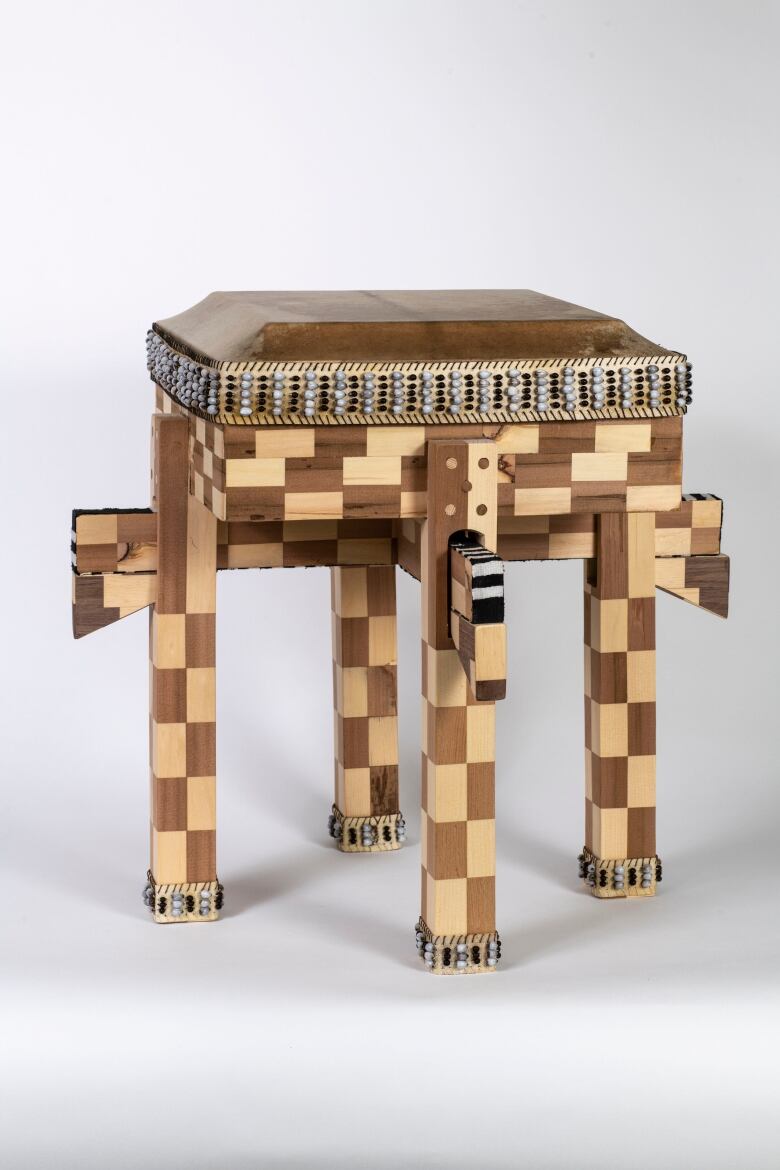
[148,327,692,426]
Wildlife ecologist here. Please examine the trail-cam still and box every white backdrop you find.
[2,2,778,1167]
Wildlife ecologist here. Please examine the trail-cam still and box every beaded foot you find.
[414,918,500,974]
[328,806,406,852]
[578,848,662,898]
[143,871,223,922]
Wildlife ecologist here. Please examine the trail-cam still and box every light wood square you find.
[691,499,722,528]
[594,423,651,453]
[334,567,368,617]
[343,456,401,485]
[227,543,283,568]
[593,807,628,859]
[571,452,628,482]
[474,625,506,682]
[186,668,216,723]
[654,559,686,591]
[429,764,468,822]
[514,487,572,515]
[366,428,425,457]
[628,513,656,597]
[655,528,691,556]
[187,775,216,830]
[494,424,539,454]
[626,484,681,512]
[152,613,186,669]
[255,430,314,458]
[211,487,227,521]
[152,829,187,884]
[340,667,368,717]
[77,513,117,544]
[467,706,495,763]
[627,755,656,807]
[368,615,397,665]
[427,647,468,707]
[400,490,426,517]
[225,458,286,488]
[627,651,656,702]
[550,531,596,558]
[103,575,156,614]
[343,767,371,816]
[368,716,398,766]
[467,819,496,877]
[592,599,628,653]
[429,875,468,936]
[285,492,344,520]
[152,721,187,778]
[591,703,628,758]
[185,495,217,612]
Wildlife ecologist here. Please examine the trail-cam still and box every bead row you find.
[414,924,501,971]
[578,852,662,891]
[147,332,693,419]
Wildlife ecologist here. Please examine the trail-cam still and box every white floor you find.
[3,558,777,1169]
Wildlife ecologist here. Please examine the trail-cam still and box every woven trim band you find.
[148,329,692,426]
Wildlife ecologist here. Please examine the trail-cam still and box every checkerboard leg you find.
[329,565,403,851]
[145,415,222,923]
[416,440,501,972]
[581,512,660,898]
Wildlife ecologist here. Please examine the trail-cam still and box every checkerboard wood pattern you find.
[70,493,721,584]
[583,512,657,897]
[508,418,681,516]
[71,497,725,640]
[218,518,396,569]
[656,552,730,617]
[154,399,683,526]
[330,565,401,851]
[71,292,731,967]
[156,387,227,519]
[149,415,218,919]
[498,493,722,562]
[72,572,157,638]
[419,440,500,970]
